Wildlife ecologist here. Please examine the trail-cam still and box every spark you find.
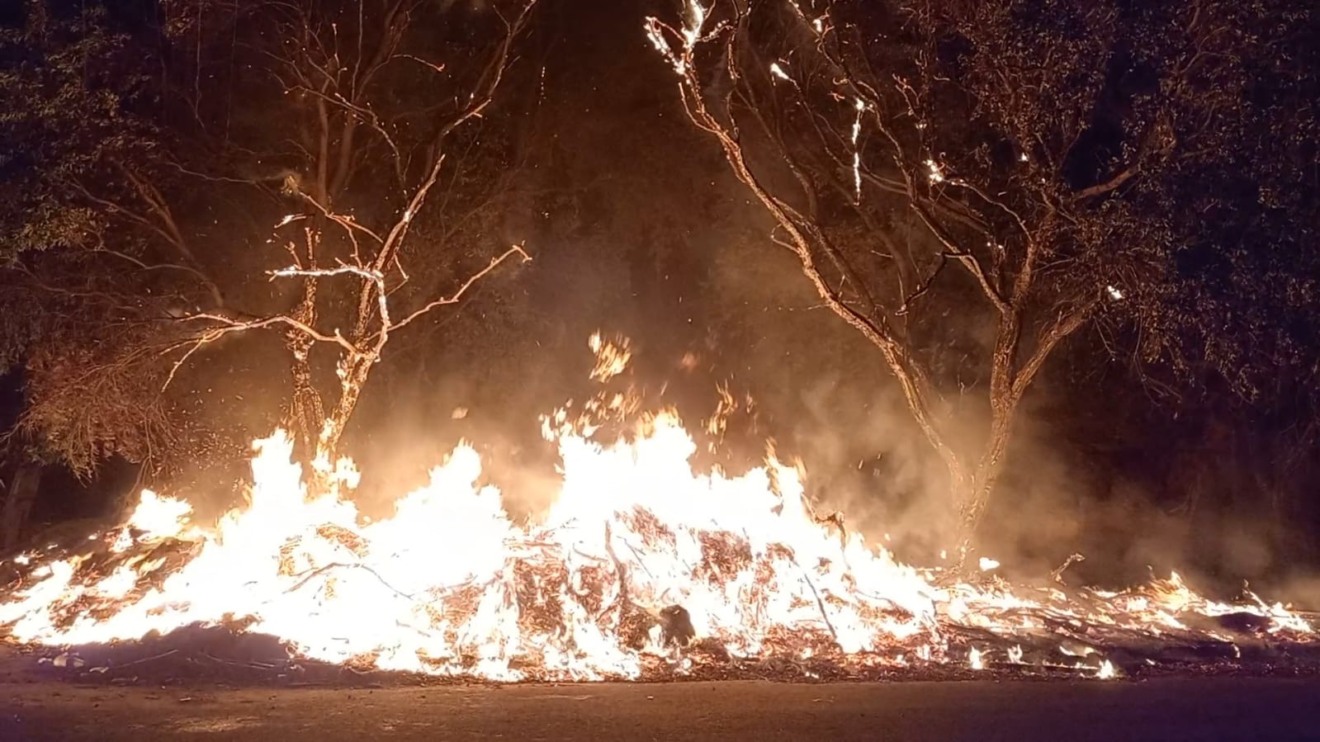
[644,21,683,75]
[705,382,738,439]
[769,62,791,82]
[924,159,945,184]
[647,0,715,76]
[978,557,1000,572]
[1107,285,1124,301]
[851,99,866,201]
[587,332,632,382]
[787,0,828,36]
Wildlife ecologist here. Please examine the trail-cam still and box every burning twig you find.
[793,562,841,649]
[385,244,531,335]
[200,652,281,670]
[601,522,632,622]
[1051,553,1087,584]
[286,562,415,602]
[109,648,179,669]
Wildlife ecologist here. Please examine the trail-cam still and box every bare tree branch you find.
[387,243,531,333]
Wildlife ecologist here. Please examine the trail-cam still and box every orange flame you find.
[0,334,1313,681]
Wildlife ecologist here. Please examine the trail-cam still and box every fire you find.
[1,336,1316,681]
[0,414,939,680]
[587,332,631,383]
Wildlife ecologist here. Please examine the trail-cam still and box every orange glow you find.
[1,336,1314,681]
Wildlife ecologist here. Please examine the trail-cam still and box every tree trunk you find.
[289,351,323,452]
[314,357,372,465]
[962,413,1014,521]
[945,309,1027,558]
[1,462,42,552]
[949,383,1022,567]
[951,466,1004,566]
[286,281,324,458]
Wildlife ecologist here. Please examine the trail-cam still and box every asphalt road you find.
[1,678,1316,741]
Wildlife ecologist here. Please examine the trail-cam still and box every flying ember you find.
[0,338,1315,682]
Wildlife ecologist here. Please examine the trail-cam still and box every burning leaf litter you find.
[1,336,1317,684]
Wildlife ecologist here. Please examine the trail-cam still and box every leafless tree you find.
[2,0,540,493]
[151,0,541,466]
[647,0,1240,555]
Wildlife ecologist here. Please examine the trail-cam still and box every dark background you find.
[2,0,1318,602]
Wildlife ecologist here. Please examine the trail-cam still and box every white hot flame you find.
[681,0,710,48]
[968,646,984,670]
[924,159,945,184]
[0,336,1314,681]
[851,99,866,201]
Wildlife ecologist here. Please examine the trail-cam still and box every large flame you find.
[1,339,1315,681]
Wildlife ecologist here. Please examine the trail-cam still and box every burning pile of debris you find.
[2,410,1317,685]
[1,335,1316,684]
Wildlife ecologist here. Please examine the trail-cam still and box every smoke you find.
[692,183,1318,596]
[45,0,1318,611]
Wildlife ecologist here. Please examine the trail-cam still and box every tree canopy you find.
[647,0,1320,549]
[1,0,541,476]
[1,0,1318,574]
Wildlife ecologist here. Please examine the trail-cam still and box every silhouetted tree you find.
[0,0,541,496]
[648,0,1319,555]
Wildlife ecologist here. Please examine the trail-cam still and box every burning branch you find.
[163,305,361,388]
[287,562,415,601]
[386,244,532,334]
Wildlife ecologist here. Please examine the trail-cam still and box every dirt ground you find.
[2,676,1319,741]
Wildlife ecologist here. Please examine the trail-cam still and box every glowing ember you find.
[0,413,937,680]
[0,336,1315,682]
[587,332,632,383]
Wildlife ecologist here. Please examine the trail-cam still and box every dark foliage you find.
[0,0,541,478]
[648,0,1320,545]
